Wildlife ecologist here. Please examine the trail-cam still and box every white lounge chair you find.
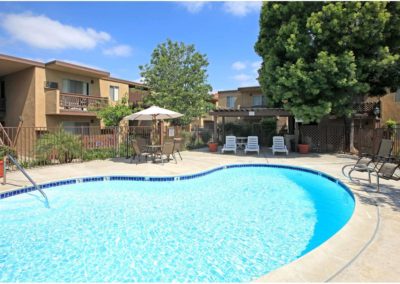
[272,136,288,155]
[221,136,237,154]
[245,136,260,155]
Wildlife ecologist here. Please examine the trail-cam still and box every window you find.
[395,88,400,103]
[62,79,89,95]
[252,95,265,106]
[226,96,236,108]
[63,121,90,134]
[109,86,119,101]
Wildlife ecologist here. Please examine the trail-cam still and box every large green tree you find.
[255,2,400,124]
[139,39,213,125]
[96,97,133,126]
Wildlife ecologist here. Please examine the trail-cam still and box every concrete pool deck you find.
[1,149,399,282]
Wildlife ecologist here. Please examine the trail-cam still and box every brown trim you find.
[45,60,110,77]
[106,77,147,88]
[47,111,98,117]
[217,89,239,94]
[217,86,261,95]
[209,107,291,117]
[238,86,261,92]
[0,53,45,67]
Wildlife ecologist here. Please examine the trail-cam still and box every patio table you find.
[236,137,248,150]
[145,145,162,162]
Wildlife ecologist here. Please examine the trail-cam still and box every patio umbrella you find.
[124,106,183,144]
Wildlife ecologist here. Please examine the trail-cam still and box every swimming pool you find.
[0,164,354,282]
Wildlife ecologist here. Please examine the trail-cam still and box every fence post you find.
[125,126,129,159]
[80,126,84,162]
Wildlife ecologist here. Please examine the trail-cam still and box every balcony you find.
[46,90,109,116]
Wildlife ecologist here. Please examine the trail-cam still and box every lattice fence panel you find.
[300,125,321,152]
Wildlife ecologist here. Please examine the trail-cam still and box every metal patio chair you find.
[342,139,393,184]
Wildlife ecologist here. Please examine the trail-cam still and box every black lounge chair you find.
[375,159,400,192]
[342,139,393,184]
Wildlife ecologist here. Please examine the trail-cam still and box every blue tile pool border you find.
[0,163,354,201]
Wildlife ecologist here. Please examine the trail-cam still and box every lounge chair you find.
[173,138,183,160]
[375,159,400,192]
[244,136,260,155]
[272,136,288,155]
[130,140,150,164]
[156,142,176,165]
[342,139,393,184]
[221,136,237,154]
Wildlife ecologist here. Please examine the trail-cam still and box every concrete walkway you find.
[1,149,399,281]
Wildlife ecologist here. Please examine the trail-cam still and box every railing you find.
[1,126,154,168]
[353,101,378,114]
[7,154,49,207]
[59,93,108,112]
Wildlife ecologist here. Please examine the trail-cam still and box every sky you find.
[0,1,262,92]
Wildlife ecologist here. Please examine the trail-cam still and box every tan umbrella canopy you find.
[124,106,183,144]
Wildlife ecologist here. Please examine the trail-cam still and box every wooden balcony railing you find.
[59,93,108,112]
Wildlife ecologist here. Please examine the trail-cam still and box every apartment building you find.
[0,54,147,130]
[216,86,289,129]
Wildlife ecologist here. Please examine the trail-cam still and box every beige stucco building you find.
[0,54,147,130]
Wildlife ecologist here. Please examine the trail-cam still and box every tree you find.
[255,2,400,151]
[96,97,133,126]
[139,39,213,125]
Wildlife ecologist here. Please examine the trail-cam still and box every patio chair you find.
[272,136,288,155]
[375,159,400,192]
[173,138,183,160]
[244,136,260,155]
[130,140,150,164]
[342,139,393,184]
[136,137,148,151]
[156,142,176,165]
[221,136,237,154]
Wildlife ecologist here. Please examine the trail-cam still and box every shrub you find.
[261,118,277,146]
[36,129,82,163]
[385,118,397,129]
[83,148,115,161]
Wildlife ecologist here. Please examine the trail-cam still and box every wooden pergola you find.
[209,107,294,141]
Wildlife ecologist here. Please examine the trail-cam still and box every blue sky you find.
[0,1,262,91]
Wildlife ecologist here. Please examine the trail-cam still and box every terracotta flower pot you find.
[208,143,218,152]
[0,159,4,178]
[298,144,309,154]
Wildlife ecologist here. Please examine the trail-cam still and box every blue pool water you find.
[0,166,354,282]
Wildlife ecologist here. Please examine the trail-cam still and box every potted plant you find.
[297,132,310,154]
[0,145,15,178]
[208,136,218,152]
[385,118,397,138]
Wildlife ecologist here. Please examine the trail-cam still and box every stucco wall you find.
[218,89,264,109]
[99,79,129,103]
[45,69,101,96]
[2,67,36,127]
[35,67,47,127]
[46,115,100,129]
[380,92,400,123]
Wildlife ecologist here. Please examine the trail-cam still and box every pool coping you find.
[0,163,373,282]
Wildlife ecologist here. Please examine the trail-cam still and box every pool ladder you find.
[7,154,49,208]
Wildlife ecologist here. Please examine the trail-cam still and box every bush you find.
[223,122,253,137]
[83,148,115,161]
[261,118,277,146]
[36,129,82,163]
[385,118,397,129]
